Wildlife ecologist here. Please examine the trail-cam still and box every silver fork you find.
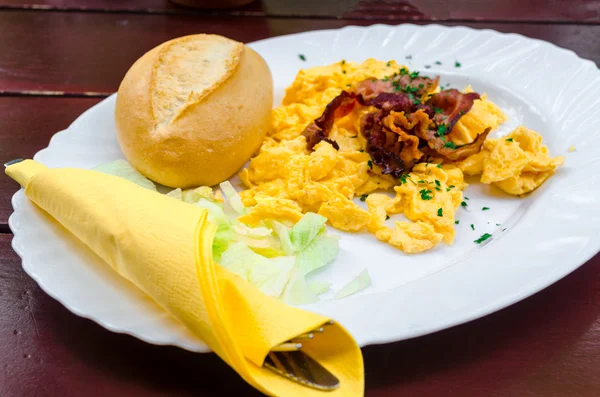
[264,320,340,391]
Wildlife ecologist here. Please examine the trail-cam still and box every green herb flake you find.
[455,61,461,67]
[482,207,490,211]
[298,54,306,61]
[437,124,447,136]
[436,164,442,168]
[371,79,376,83]
[367,160,373,169]
[386,61,391,67]
[341,59,346,65]
[464,196,470,200]
[418,179,426,184]
[437,208,443,217]
[470,224,475,230]
[506,138,514,142]
[342,70,347,74]
[434,107,443,114]
[359,149,365,152]
[420,189,433,200]
[455,220,460,224]
[444,141,457,149]
[400,68,409,75]
[496,223,501,226]
[461,201,468,208]
[360,194,369,202]
[435,179,441,187]
[435,187,441,191]
[346,84,352,87]
[385,215,390,220]
[399,174,408,184]
[435,61,442,65]
[410,71,420,79]
[474,233,492,244]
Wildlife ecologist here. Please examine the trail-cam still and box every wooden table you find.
[1,1,599,396]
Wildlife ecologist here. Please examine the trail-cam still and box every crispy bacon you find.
[302,91,358,149]
[354,74,439,100]
[301,80,487,175]
[426,89,480,133]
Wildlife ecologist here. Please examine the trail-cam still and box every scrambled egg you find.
[238,59,564,253]
[457,126,565,195]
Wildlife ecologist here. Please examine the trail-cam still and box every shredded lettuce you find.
[289,213,327,251]
[295,235,339,275]
[219,242,294,298]
[219,181,246,215]
[334,269,372,299]
[166,188,183,200]
[308,280,331,295]
[93,160,157,191]
[282,268,319,305]
[94,160,350,305]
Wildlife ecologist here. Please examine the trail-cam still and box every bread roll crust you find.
[115,34,273,188]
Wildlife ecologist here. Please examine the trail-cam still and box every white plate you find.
[9,24,600,352]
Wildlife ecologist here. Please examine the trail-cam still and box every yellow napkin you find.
[7,160,364,397]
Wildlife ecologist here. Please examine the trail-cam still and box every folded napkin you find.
[7,160,364,397]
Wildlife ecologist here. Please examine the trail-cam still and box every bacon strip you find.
[302,91,358,149]
[354,74,439,100]
[426,89,480,134]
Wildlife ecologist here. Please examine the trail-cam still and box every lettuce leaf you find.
[282,268,319,305]
[308,280,331,296]
[93,160,156,191]
[166,188,183,200]
[295,235,339,275]
[219,181,246,215]
[219,242,294,298]
[289,213,327,251]
[334,268,372,299]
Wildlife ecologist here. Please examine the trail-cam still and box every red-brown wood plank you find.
[0,11,598,95]
[2,232,600,396]
[1,0,599,22]
[0,97,102,227]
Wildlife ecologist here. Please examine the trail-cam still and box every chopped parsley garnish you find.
[399,174,408,184]
[444,141,457,149]
[371,79,376,83]
[470,224,475,230]
[420,189,433,200]
[341,59,346,65]
[502,228,507,232]
[346,84,351,87]
[298,54,306,61]
[360,194,368,202]
[434,107,443,114]
[449,185,455,189]
[437,208,443,217]
[496,223,501,226]
[461,201,468,208]
[435,187,441,191]
[367,160,373,169]
[455,220,460,224]
[359,149,364,152]
[383,76,389,82]
[385,215,390,220]
[435,61,442,65]
[446,188,451,192]
[418,83,424,88]
[474,233,492,244]
[436,164,442,168]
[400,68,409,75]
[455,61,461,67]
[386,61,391,67]
[482,207,490,211]
[464,196,470,200]
[506,138,514,142]
[435,180,441,187]
[424,65,431,69]
[437,124,447,136]
[410,71,420,79]
[342,70,347,74]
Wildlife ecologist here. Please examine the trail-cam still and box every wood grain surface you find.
[0,11,598,95]
[0,97,101,227]
[1,0,599,22]
[2,233,600,396]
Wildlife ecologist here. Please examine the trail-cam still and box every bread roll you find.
[115,34,273,188]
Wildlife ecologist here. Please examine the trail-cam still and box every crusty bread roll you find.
[115,34,273,188]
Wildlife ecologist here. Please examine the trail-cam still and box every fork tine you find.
[271,342,302,352]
